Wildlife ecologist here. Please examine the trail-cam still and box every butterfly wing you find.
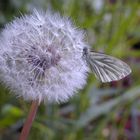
[87,51,131,83]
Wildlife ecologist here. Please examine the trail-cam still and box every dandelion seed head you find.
[0,10,89,103]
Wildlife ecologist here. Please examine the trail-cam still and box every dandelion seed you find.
[0,9,89,103]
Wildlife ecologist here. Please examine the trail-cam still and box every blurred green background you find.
[0,0,140,140]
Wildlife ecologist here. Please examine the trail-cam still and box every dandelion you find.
[0,10,89,103]
[0,9,89,140]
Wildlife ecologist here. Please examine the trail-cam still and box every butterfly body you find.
[83,47,131,83]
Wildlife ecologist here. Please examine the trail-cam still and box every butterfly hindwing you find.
[87,51,131,83]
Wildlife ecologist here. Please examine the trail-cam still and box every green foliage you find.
[0,104,23,129]
[0,0,140,140]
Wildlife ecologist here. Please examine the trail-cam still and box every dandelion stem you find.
[19,100,39,140]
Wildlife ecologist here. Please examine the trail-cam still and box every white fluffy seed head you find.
[0,9,89,103]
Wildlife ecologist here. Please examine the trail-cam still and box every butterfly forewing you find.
[88,51,131,83]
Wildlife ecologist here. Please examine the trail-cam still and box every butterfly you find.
[83,47,131,83]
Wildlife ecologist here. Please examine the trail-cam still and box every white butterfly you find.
[83,47,131,83]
